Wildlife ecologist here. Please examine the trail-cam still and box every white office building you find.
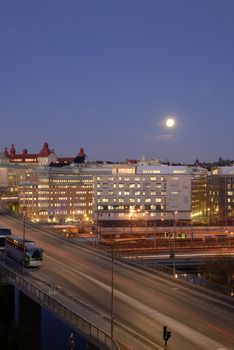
[93,163,192,226]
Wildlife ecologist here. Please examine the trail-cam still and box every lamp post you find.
[22,206,27,272]
[207,208,210,232]
[129,209,134,234]
[171,211,177,277]
[173,211,178,241]
[168,230,175,276]
[96,211,102,245]
[225,175,227,230]
[153,226,156,250]
[110,244,114,349]
[144,211,148,233]
[168,214,172,258]
[229,232,233,248]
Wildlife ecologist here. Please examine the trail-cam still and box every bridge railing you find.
[0,263,119,350]
[124,255,234,299]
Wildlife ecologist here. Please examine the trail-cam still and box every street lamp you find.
[110,245,114,347]
[22,206,27,272]
[225,176,227,230]
[95,210,102,244]
[174,211,178,239]
[215,207,219,225]
[229,232,233,248]
[173,211,178,276]
[144,211,148,233]
[169,211,177,277]
[129,208,134,234]
[168,214,172,262]
[207,207,210,231]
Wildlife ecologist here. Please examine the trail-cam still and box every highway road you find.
[0,210,234,350]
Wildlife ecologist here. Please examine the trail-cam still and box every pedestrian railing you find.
[0,263,119,350]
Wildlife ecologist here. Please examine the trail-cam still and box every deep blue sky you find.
[1,0,233,163]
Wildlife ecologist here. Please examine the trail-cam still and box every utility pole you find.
[207,207,210,232]
[144,211,148,233]
[225,175,227,230]
[129,209,134,234]
[110,244,114,349]
[22,206,27,273]
[173,211,177,276]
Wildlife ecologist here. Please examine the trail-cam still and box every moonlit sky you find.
[1,0,233,163]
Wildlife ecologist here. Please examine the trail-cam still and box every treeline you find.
[199,257,234,288]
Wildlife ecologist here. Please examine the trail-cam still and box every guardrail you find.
[125,255,234,299]
[0,263,119,350]
[64,236,234,298]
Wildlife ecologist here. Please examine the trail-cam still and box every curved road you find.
[0,210,233,350]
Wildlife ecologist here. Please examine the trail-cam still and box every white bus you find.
[0,228,12,250]
[5,235,44,267]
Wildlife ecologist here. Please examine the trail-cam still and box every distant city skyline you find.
[1,1,233,163]
[3,140,234,166]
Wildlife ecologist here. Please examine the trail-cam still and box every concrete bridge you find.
[0,261,119,350]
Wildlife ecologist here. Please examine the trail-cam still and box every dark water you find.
[0,284,99,350]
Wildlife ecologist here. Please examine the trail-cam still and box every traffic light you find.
[163,325,172,341]
[167,330,171,340]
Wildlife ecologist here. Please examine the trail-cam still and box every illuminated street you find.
[1,2,234,349]
[0,211,233,350]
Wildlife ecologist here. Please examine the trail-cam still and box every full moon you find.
[166,118,175,128]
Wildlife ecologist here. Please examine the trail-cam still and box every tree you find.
[199,257,234,287]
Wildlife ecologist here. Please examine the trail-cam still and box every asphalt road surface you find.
[0,210,233,350]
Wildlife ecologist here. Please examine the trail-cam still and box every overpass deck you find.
[0,261,119,350]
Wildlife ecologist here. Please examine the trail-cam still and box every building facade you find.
[3,142,234,228]
[207,166,234,226]
[191,167,208,224]
[93,163,193,227]
[18,165,94,223]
